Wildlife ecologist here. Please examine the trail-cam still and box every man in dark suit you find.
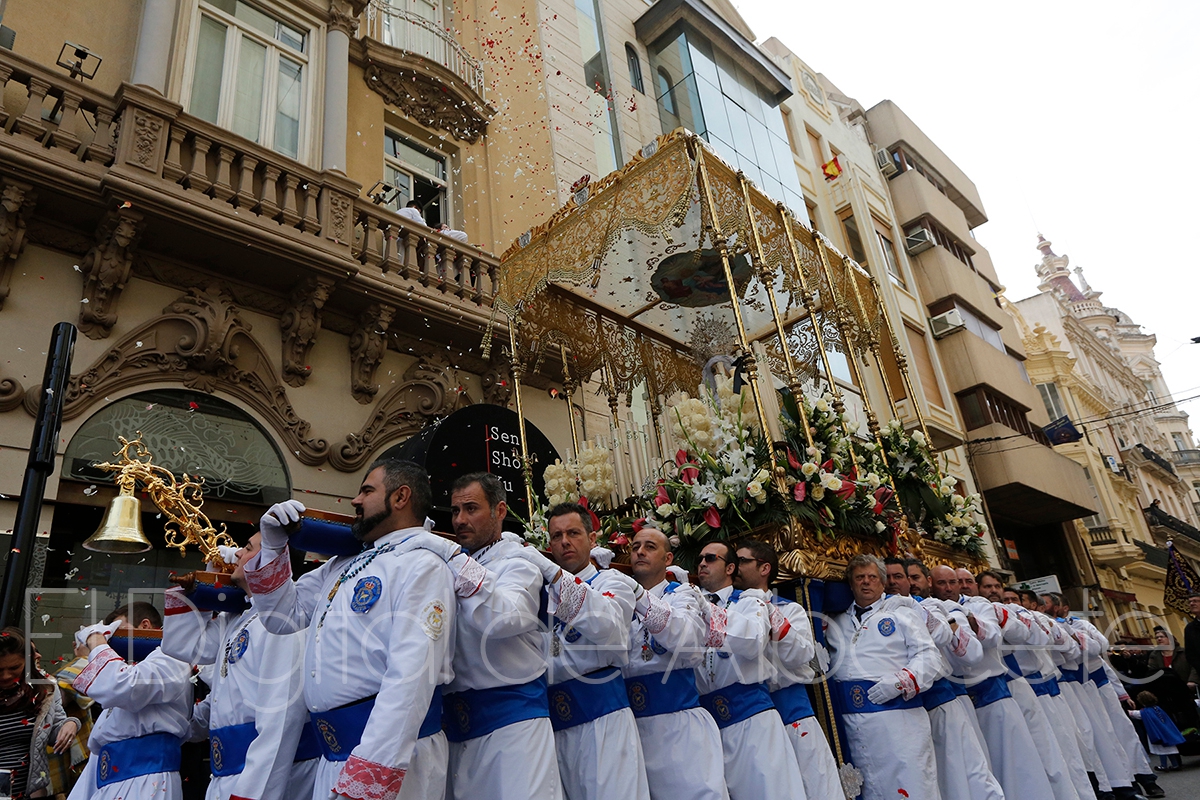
[1186,593,1200,691]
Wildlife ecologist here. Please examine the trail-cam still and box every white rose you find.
[715,493,729,509]
[582,479,598,494]
[814,398,829,413]
[755,469,770,483]
[912,431,927,446]
[747,480,762,497]
[875,521,887,533]
[811,485,826,501]
[801,462,819,478]
[656,503,675,518]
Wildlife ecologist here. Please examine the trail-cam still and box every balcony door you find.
[381,0,446,63]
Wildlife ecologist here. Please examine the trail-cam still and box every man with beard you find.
[827,555,943,800]
[163,533,312,800]
[736,540,840,800]
[895,561,1001,800]
[940,566,1055,799]
[244,459,456,800]
[514,502,649,800]
[622,527,728,800]
[410,472,562,800]
[977,572,1081,800]
[693,541,805,799]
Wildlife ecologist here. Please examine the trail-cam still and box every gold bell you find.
[83,493,152,554]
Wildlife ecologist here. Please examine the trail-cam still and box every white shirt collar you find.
[372,526,427,548]
[574,563,599,582]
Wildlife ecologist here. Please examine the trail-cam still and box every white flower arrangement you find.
[541,443,617,508]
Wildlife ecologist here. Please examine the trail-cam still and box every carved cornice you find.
[0,179,36,310]
[349,302,396,403]
[361,37,493,144]
[280,276,336,387]
[78,205,145,339]
[24,282,330,465]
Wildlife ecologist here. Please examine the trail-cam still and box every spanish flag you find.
[822,156,842,182]
[1164,540,1200,615]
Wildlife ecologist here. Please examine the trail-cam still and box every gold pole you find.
[692,142,773,437]
[843,256,901,420]
[780,213,858,468]
[737,175,814,454]
[560,344,580,457]
[507,316,536,513]
[803,578,845,766]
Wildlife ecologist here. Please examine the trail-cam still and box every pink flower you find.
[611,533,629,546]
[675,449,689,466]
[793,481,807,502]
[632,518,645,534]
[821,458,834,473]
[787,448,801,469]
[836,479,856,501]
[704,506,722,529]
[872,486,894,515]
[680,464,699,484]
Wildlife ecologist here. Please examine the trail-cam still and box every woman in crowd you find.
[0,627,77,798]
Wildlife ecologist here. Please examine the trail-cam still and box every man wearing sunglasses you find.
[733,540,839,800]
[694,541,805,800]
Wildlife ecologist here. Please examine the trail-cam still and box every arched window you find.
[63,389,291,505]
[656,67,675,116]
[625,43,644,94]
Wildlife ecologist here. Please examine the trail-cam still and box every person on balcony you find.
[161,532,310,800]
[693,540,805,800]
[512,502,650,800]
[437,223,469,243]
[398,200,427,226]
[950,567,1056,799]
[622,527,728,800]
[735,540,841,800]
[244,460,456,800]
[826,554,942,800]
[67,602,193,800]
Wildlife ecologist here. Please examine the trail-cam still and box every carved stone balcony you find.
[357,1,493,143]
[1085,524,1143,568]
[0,48,499,345]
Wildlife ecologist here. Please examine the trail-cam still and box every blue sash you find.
[699,681,775,729]
[443,677,549,742]
[1002,654,1023,680]
[967,675,1012,708]
[210,722,256,777]
[626,670,700,718]
[1088,668,1109,688]
[952,679,968,696]
[1058,666,1083,683]
[770,683,815,724]
[548,667,629,731]
[831,679,923,714]
[1028,673,1060,697]
[97,732,182,788]
[312,690,443,762]
[294,721,321,762]
[922,677,959,710]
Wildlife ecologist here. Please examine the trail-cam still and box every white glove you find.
[631,581,650,615]
[866,677,903,705]
[406,531,465,562]
[259,500,305,551]
[74,621,121,649]
[590,546,615,569]
[666,565,690,584]
[512,547,563,583]
[501,531,525,544]
[423,517,436,531]
[218,545,240,565]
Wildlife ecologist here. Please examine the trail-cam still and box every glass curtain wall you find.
[647,25,804,213]
[574,0,621,176]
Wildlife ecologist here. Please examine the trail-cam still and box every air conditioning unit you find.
[929,308,965,339]
[905,226,935,255]
[875,149,898,177]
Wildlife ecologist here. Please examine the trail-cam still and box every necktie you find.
[707,593,721,605]
[854,605,870,620]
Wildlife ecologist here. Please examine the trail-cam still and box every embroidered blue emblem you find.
[649,637,667,655]
[229,629,250,663]
[564,627,582,643]
[877,617,896,637]
[717,651,732,659]
[350,576,383,613]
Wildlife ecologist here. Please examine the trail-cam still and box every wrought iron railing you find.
[363,1,486,99]
[1136,443,1177,476]
[1144,504,1200,543]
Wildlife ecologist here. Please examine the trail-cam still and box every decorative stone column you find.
[323,3,361,173]
[130,0,178,93]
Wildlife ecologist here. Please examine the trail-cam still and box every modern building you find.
[861,102,1098,593]
[1011,236,1200,640]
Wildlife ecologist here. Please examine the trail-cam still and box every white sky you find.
[732,0,1200,418]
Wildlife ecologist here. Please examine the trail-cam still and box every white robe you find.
[696,585,804,800]
[1098,664,1154,777]
[443,538,561,800]
[162,597,308,800]
[766,593,840,800]
[545,563,649,800]
[625,579,728,800]
[826,601,944,800]
[246,528,456,800]
[957,598,1054,800]
[66,645,193,800]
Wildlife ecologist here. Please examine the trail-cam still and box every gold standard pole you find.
[693,143,773,437]
[780,213,858,469]
[738,175,814,455]
[844,256,901,420]
[560,344,580,457]
[507,316,536,513]
[803,578,845,766]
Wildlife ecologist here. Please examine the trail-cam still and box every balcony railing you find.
[1087,526,1117,547]
[1136,443,1177,476]
[1144,504,1200,543]
[363,1,486,99]
[1172,448,1200,466]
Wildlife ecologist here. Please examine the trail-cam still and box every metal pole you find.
[506,317,536,514]
[0,322,76,628]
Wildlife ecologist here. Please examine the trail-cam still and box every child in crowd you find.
[1130,690,1185,771]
